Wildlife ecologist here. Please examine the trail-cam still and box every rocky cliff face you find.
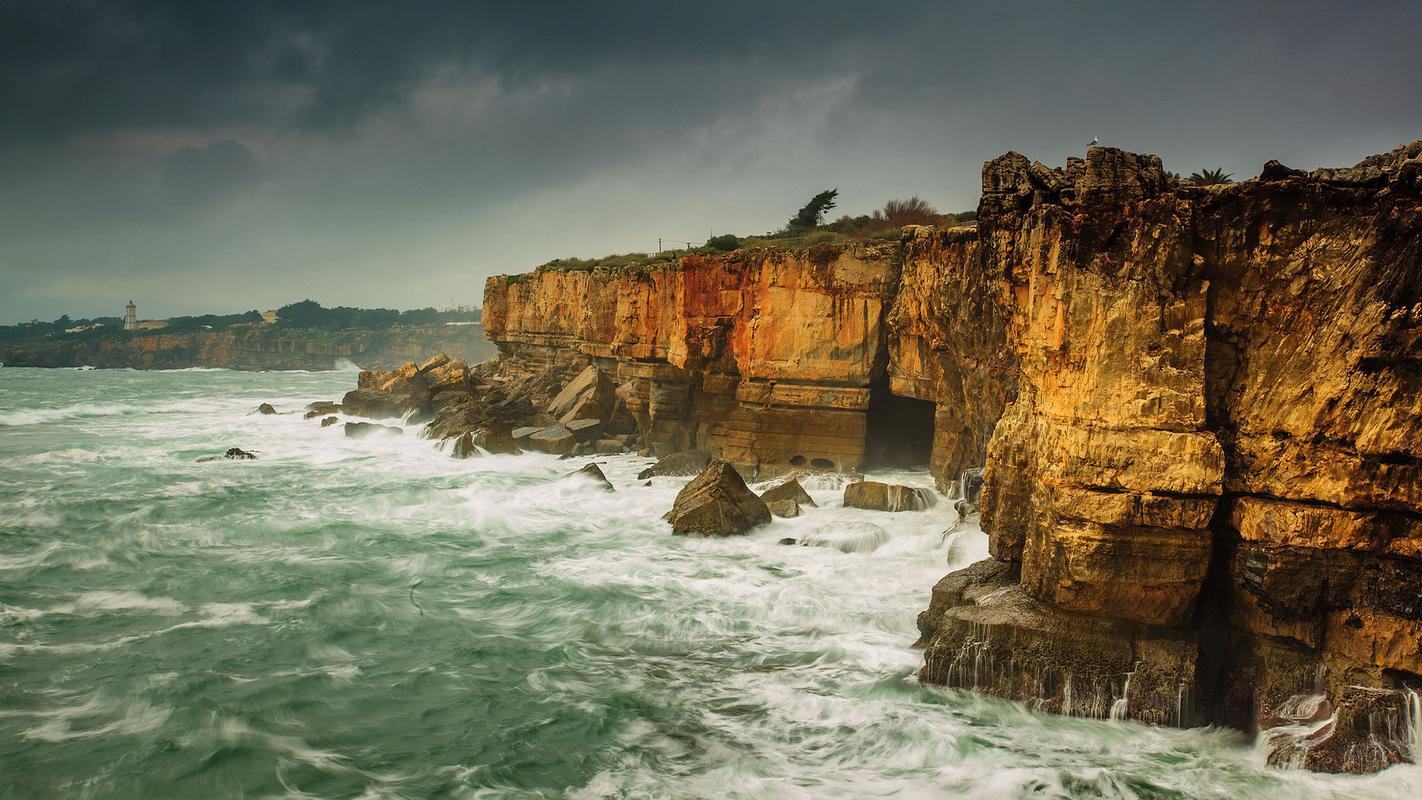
[482,140,1422,772]
[916,142,1422,773]
[0,325,495,370]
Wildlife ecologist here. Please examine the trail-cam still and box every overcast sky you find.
[1,1,1419,323]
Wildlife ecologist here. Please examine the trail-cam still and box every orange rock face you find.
[482,140,1422,773]
[484,245,901,476]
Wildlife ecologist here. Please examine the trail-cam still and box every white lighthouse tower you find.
[123,301,138,331]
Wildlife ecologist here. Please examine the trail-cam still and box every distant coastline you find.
[0,323,495,371]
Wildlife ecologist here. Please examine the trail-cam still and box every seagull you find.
[1089,136,1099,147]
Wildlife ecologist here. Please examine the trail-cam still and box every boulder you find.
[637,449,712,480]
[843,481,937,512]
[527,423,576,455]
[320,416,339,427]
[197,447,257,462]
[765,499,801,518]
[451,431,478,459]
[304,401,341,419]
[564,462,615,492]
[340,387,424,420]
[345,421,402,438]
[548,365,617,425]
[511,426,542,447]
[565,418,604,443]
[594,438,625,454]
[418,353,450,373]
[760,477,817,508]
[256,403,278,415]
[665,460,771,536]
[473,426,520,455]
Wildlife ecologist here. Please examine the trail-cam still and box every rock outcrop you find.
[911,143,1422,773]
[664,460,772,536]
[843,481,937,512]
[470,140,1421,773]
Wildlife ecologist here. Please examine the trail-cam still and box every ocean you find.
[1,367,1418,798]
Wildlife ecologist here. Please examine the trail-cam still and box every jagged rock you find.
[637,450,711,480]
[565,417,604,443]
[473,426,520,456]
[526,423,576,455]
[304,401,341,419]
[564,462,615,492]
[664,461,770,536]
[418,353,450,373]
[760,477,817,508]
[197,447,257,462]
[340,387,424,420]
[548,365,616,426]
[778,537,798,546]
[320,416,339,427]
[451,432,478,459]
[256,403,277,415]
[765,499,801,518]
[345,421,402,438]
[843,481,936,512]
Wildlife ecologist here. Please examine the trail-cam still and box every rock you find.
[451,431,478,459]
[637,450,712,480]
[665,461,771,536]
[197,447,257,462]
[473,427,520,456]
[594,438,624,454]
[526,423,576,455]
[760,477,817,508]
[345,421,402,438]
[778,537,798,546]
[320,416,339,427]
[418,353,450,373]
[843,481,936,512]
[548,365,616,425]
[304,401,341,419]
[510,425,542,446]
[565,417,604,443]
[765,499,801,518]
[564,462,615,492]
[340,387,424,420]
[256,403,277,415]
[800,521,889,553]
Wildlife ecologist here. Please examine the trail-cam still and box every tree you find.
[705,234,740,252]
[1188,168,1233,185]
[788,189,838,229]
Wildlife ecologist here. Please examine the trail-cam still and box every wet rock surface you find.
[345,422,402,438]
[664,460,771,536]
[843,481,936,512]
[197,447,257,462]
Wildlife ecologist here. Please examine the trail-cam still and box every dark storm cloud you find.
[1,1,1419,322]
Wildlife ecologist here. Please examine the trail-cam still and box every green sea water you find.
[1,367,1418,799]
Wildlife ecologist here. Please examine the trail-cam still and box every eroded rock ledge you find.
[475,140,1421,773]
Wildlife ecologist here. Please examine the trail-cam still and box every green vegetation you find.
[275,300,479,330]
[787,189,839,231]
[1188,168,1233,185]
[705,234,740,252]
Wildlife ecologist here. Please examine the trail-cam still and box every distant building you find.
[261,309,279,324]
[123,301,138,331]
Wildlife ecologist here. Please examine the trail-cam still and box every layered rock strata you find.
[478,140,1421,773]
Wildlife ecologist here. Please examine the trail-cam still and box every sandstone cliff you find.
[479,139,1422,773]
[0,324,496,371]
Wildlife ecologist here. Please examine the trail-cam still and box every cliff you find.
[0,324,495,371]
[478,140,1422,772]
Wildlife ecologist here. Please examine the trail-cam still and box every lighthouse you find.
[123,301,137,331]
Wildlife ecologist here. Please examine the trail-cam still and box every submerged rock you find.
[197,447,257,462]
[256,403,278,415]
[344,421,402,438]
[304,401,341,419]
[665,460,770,536]
[564,462,615,492]
[450,431,478,459]
[843,481,936,512]
[637,450,711,480]
[799,521,889,554]
[760,477,817,509]
[320,416,339,427]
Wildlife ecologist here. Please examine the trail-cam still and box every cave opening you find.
[863,376,936,469]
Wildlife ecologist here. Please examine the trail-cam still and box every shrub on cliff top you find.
[705,234,740,252]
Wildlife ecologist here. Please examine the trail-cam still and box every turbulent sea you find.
[2,367,1419,799]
